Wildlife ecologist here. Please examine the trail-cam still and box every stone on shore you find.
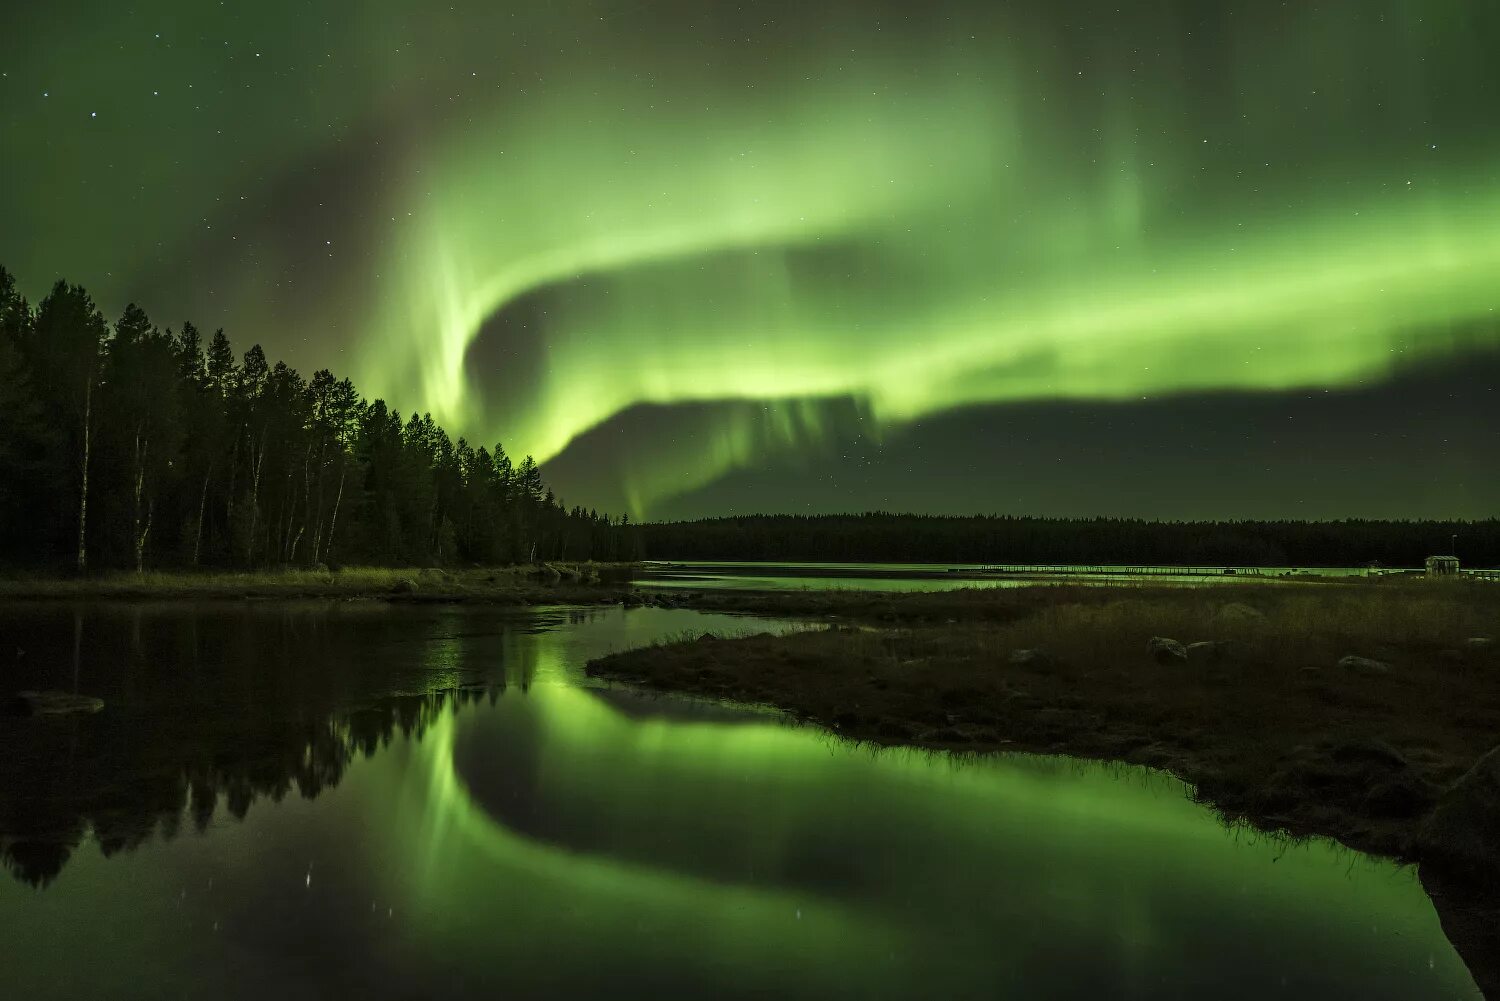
[1008,648,1061,670]
[1147,636,1188,665]
[1338,654,1391,675]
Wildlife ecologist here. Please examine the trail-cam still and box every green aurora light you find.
[4,0,1498,515]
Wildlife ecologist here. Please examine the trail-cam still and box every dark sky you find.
[3,1,1497,519]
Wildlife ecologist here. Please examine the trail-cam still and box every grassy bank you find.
[632,577,1355,623]
[0,564,636,604]
[593,582,1500,861]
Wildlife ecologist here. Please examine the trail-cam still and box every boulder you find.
[1338,654,1391,676]
[1008,648,1061,670]
[1418,745,1500,885]
[1147,636,1188,666]
[8,690,105,717]
[1263,738,1436,820]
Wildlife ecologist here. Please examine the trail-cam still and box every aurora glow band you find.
[360,2,1500,513]
[6,0,1499,514]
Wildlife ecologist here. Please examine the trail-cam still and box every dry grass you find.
[0,564,634,603]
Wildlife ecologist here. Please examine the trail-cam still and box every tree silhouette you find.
[0,264,631,572]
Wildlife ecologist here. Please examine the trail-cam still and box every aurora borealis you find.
[4,1,1498,518]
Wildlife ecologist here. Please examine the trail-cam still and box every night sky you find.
[4,1,1498,519]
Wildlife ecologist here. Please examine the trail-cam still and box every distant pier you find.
[956,565,1349,578]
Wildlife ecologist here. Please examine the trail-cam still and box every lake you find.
[0,602,1482,999]
[637,561,1380,592]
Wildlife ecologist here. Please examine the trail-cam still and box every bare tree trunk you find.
[245,428,266,565]
[310,439,327,564]
[136,496,154,575]
[132,427,148,575]
[300,441,316,565]
[325,464,347,565]
[76,380,92,574]
[279,468,296,562]
[192,466,212,566]
[225,429,241,528]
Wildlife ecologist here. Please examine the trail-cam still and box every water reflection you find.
[0,600,538,887]
[0,602,1486,999]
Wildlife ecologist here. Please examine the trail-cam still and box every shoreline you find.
[0,565,639,605]
[3,574,1496,991]
[588,582,1499,867]
[590,583,1500,993]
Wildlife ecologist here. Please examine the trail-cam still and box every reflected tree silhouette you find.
[0,601,531,887]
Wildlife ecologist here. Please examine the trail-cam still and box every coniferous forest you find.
[4,264,1495,575]
[0,266,637,572]
[642,514,1500,568]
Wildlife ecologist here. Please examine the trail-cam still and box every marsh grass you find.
[592,580,1500,860]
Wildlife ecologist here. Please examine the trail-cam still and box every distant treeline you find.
[641,514,1500,567]
[0,266,638,572]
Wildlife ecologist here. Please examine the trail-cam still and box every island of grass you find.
[592,581,1500,867]
[598,579,1500,990]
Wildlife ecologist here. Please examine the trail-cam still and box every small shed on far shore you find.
[1425,555,1461,577]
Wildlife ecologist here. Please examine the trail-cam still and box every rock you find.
[1263,738,1433,819]
[390,577,418,595]
[1418,745,1500,885]
[1147,636,1188,665]
[8,690,105,717]
[1186,640,1232,663]
[1215,602,1266,625]
[1008,648,1061,670]
[1338,654,1391,675]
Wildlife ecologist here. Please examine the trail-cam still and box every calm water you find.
[0,602,1482,1000]
[637,561,1377,592]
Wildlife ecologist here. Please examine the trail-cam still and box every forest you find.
[641,513,1500,568]
[0,266,638,572]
